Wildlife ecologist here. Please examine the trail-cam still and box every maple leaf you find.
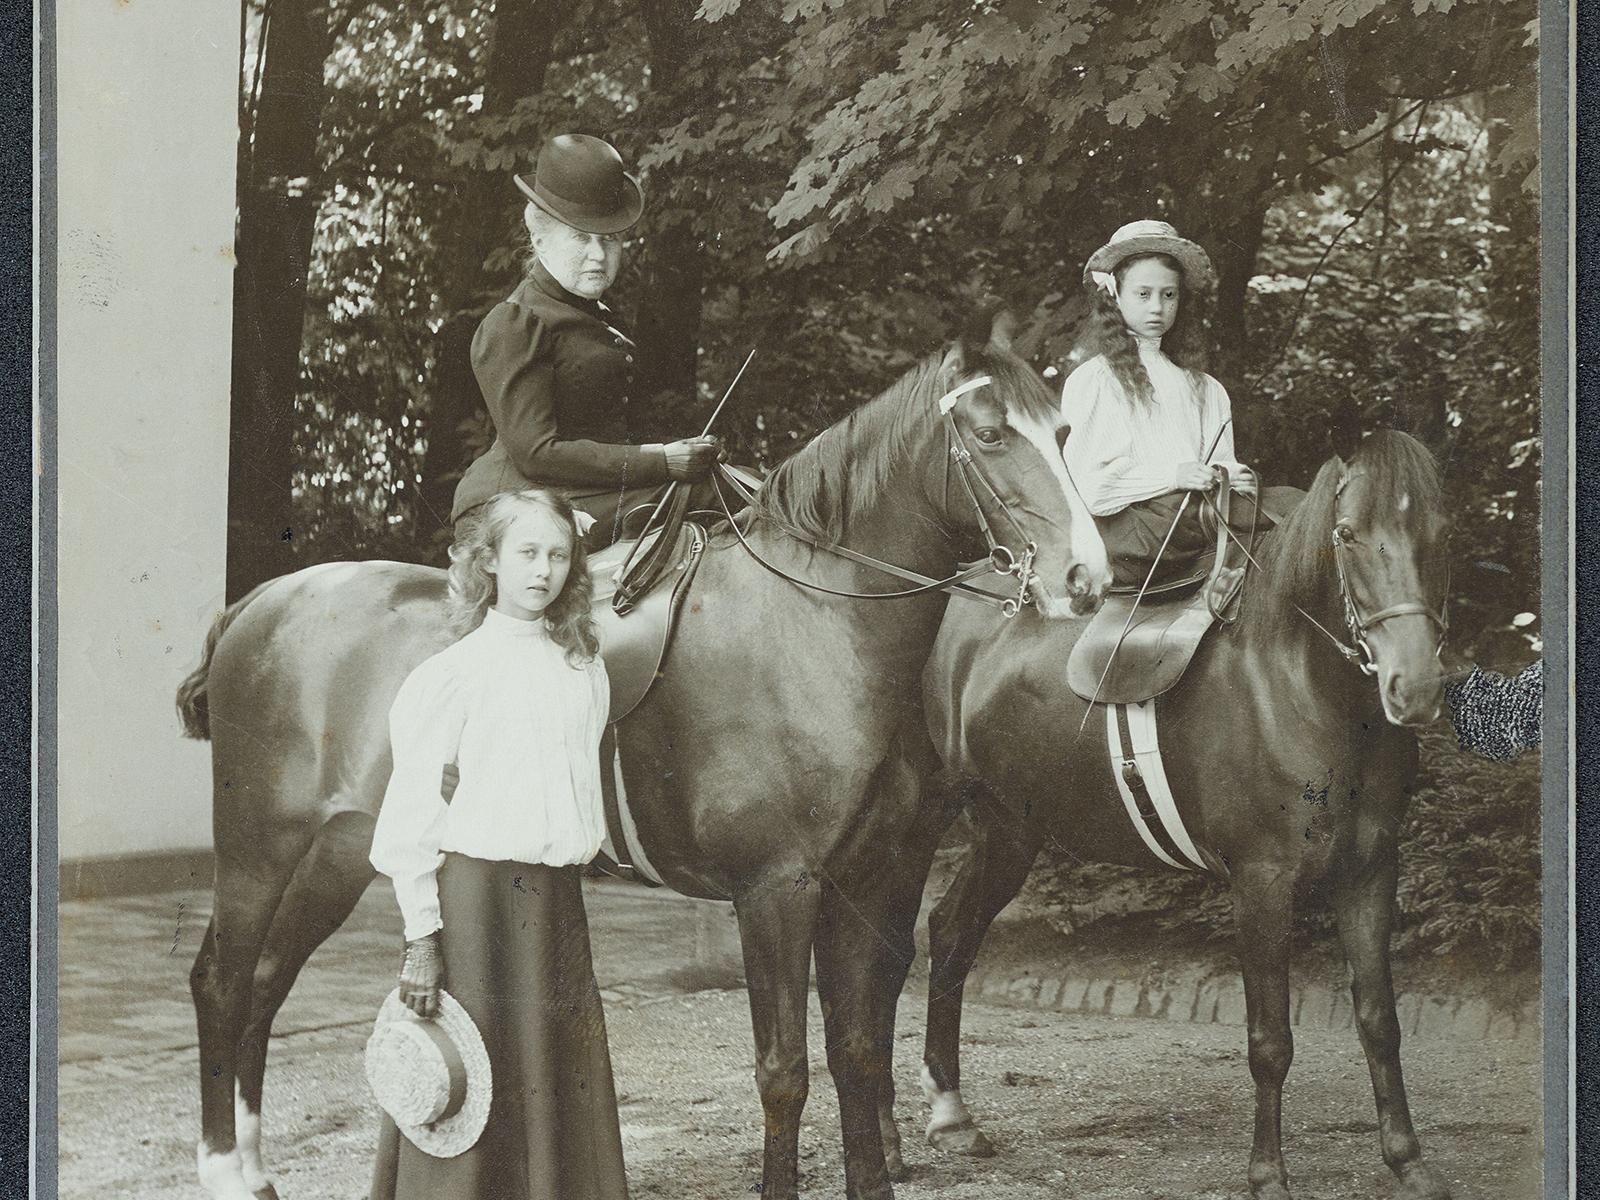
[696,0,743,21]
[862,163,919,213]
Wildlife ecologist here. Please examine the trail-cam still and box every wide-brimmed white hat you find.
[364,987,492,1158]
[1083,220,1216,290]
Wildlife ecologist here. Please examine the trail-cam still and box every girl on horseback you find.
[1061,220,1263,589]
[367,487,629,1200]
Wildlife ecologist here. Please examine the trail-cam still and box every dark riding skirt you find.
[1097,486,1301,589]
[370,855,629,1200]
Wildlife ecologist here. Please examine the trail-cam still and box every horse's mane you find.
[1240,429,1442,642]
[753,344,1059,543]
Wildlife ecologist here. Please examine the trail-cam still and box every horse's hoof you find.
[1396,1162,1451,1200]
[1250,1183,1292,1200]
[927,1117,995,1157]
[253,1186,281,1200]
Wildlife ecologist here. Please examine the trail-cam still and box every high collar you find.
[522,257,613,322]
[1134,333,1164,355]
[480,607,552,639]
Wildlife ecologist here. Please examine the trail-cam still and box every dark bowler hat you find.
[515,134,644,236]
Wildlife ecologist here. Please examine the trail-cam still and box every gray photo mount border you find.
[29,3,1579,1199]
[35,2,60,1200]
[1538,0,1574,1194]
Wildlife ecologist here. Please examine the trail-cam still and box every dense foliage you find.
[237,0,1545,960]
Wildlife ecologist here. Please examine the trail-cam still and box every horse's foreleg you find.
[192,852,302,1200]
[1233,863,1298,1200]
[236,814,378,1200]
[734,882,824,1200]
[1333,855,1452,1200]
[815,883,898,1200]
[922,801,1038,1158]
[869,822,947,1184]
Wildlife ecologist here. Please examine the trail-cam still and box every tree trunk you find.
[628,0,707,436]
[227,0,330,600]
[415,0,567,544]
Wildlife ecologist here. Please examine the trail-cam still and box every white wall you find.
[56,3,238,861]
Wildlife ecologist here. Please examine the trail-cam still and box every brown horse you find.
[878,431,1454,1199]
[177,315,1111,1200]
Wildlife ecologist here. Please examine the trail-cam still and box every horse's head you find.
[1326,430,1451,725]
[929,313,1110,618]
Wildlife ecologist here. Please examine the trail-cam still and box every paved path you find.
[57,880,1542,1199]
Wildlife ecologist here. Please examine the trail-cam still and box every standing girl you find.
[1061,219,1264,588]
[368,488,628,1200]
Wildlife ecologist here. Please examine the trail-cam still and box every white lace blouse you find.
[1060,338,1244,517]
[369,607,611,940]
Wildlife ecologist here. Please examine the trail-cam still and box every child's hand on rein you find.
[399,932,445,1019]
[1173,461,1218,491]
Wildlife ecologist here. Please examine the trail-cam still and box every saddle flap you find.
[592,523,704,724]
[1066,582,1231,705]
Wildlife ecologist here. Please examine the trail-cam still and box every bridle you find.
[1204,470,1449,676]
[709,374,1053,617]
[1328,473,1450,676]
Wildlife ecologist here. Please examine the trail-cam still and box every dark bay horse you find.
[177,315,1111,1200]
[888,431,1454,1199]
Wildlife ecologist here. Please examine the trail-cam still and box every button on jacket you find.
[450,260,672,523]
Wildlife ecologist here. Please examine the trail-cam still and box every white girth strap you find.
[1105,700,1209,872]
[599,735,666,886]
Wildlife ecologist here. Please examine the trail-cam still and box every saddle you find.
[1066,483,1298,705]
[590,520,708,723]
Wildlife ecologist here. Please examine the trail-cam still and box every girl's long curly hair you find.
[447,489,600,666]
[1083,251,1210,407]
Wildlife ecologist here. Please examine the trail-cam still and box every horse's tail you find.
[175,579,279,740]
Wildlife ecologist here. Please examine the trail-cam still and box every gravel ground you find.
[57,883,1542,1200]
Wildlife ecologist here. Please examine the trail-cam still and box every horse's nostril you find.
[1066,563,1091,597]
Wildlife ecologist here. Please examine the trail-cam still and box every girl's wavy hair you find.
[1083,251,1210,408]
[447,489,599,665]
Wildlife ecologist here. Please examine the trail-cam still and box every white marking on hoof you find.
[920,1063,973,1135]
[195,1144,259,1200]
[235,1085,271,1193]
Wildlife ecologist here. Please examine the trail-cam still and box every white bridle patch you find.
[936,375,993,414]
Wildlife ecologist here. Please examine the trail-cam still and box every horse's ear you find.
[989,310,1018,351]
[938,341,967,386]
[1324,398,1362,460]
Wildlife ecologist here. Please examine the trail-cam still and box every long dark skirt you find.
[1096,486,1301,589]
[370,856,628,1200]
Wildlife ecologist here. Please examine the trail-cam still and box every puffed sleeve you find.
[471,301,671,488]
[369,656,468,941]
[1060,360,1174,516]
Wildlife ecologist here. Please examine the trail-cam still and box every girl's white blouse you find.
[369,607,611,940]
[1060,339,1243,517]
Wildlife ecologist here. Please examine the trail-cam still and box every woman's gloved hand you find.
[398,931,444,1019]
[663,436,722,482]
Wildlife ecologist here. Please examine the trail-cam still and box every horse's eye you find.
[974,427,1003,446]
[1334,523,1356,545]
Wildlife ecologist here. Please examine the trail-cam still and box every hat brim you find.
[366,988,493,1159]
[514,173,645,236]
[1084,235,1215,290]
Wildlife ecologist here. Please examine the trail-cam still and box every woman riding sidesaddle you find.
[452,134,721,551]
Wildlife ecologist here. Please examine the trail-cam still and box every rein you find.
[1202,478,1449,675]
[706,376,1043,617]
